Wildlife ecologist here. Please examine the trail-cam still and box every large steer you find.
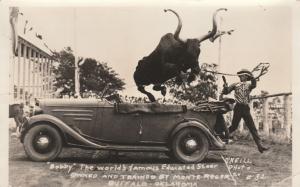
[134,8,227,102]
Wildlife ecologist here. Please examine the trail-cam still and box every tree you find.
[252,90,269,109]
[52,47,125,97]
[165,63,218,103]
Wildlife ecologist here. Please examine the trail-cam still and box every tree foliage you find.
[165,63,218,103]
[52,47,125,97]
[252,90,269,109]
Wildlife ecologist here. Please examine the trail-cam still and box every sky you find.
[18,3,292,98]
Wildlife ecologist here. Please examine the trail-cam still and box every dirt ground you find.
[9,134,291,187]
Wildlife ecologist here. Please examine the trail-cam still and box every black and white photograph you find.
[1,0,300,186]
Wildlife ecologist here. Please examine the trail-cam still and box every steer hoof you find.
[161,87,167,96]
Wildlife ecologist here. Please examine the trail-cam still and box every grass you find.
[233,129,292,145]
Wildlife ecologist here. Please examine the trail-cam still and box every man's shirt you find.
[223,79,256,105]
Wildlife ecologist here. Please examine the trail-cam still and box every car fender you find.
[170,119,225,150]
[21,114,108,149]
[20,114,70,142]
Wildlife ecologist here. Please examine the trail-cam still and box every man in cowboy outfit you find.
[222,69,269,153]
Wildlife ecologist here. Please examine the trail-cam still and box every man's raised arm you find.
[222,83,236,95]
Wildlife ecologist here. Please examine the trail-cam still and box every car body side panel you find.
[100,107,140,144]
[184,111,217,129]
[41,105,98,136]
[22,114,170,151]
[139,113,185,144]
[140,111,217,144]
[22,114,92,146]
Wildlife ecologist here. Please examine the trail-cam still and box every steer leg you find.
[161,85,167,96]
[138,85,156,102]
[153,84,161,91]
[153,84,167,96]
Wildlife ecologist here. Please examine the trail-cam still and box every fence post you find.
[39,53,44,98]
[37,54,42,98]
[41,56,45,98]
[46,58,50,98]
[27,47,32,98]
[32,50,36,98]
[49,59,53,98]
[250,100,259,129]
[262,98,269,136]
[283,95,292,139]
[16,42,21,101]
[22,43,27,101]
[9,49,15,103]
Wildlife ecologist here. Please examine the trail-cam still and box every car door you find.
[99,105,141,144]
[139,112,184,144]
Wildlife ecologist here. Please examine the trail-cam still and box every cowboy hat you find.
[237,69,253,78]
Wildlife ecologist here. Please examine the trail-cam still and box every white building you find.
[9,7,56,104]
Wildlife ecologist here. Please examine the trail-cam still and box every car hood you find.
[38,99,111,108]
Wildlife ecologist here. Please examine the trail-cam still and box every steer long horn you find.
[164,9,184,42]
[209,29,235,42]
[198,8,227,43]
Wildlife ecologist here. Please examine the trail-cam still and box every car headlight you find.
[31,105,43,116]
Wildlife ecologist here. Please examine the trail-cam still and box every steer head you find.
[164,8,228,83]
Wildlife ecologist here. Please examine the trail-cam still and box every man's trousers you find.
[229,103,263,149]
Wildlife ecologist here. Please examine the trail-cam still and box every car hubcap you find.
[36,136,50,150]
[185,138,198,152]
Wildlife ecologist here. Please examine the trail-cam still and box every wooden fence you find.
[226,92,292,140]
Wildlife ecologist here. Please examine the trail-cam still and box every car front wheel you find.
[172,127,209,163]
[23,124,62,162]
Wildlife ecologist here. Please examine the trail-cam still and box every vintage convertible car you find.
[19,98,234,163]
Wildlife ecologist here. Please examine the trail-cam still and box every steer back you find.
[134,33,186,85]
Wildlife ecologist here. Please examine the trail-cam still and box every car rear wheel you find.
[172,127,209,163]
[23,124,62,162]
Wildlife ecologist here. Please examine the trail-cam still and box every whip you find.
[202,62,270,80]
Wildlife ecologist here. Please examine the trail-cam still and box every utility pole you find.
[75,58,80,98]
[217,16,223,93]
[74,8,80,98]
[216,17,234,95]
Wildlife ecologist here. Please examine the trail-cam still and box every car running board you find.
[67,142,170,152]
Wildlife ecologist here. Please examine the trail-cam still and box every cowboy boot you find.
[255,139,270,153]
[258,146,269,153]
[258,144,269,153]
